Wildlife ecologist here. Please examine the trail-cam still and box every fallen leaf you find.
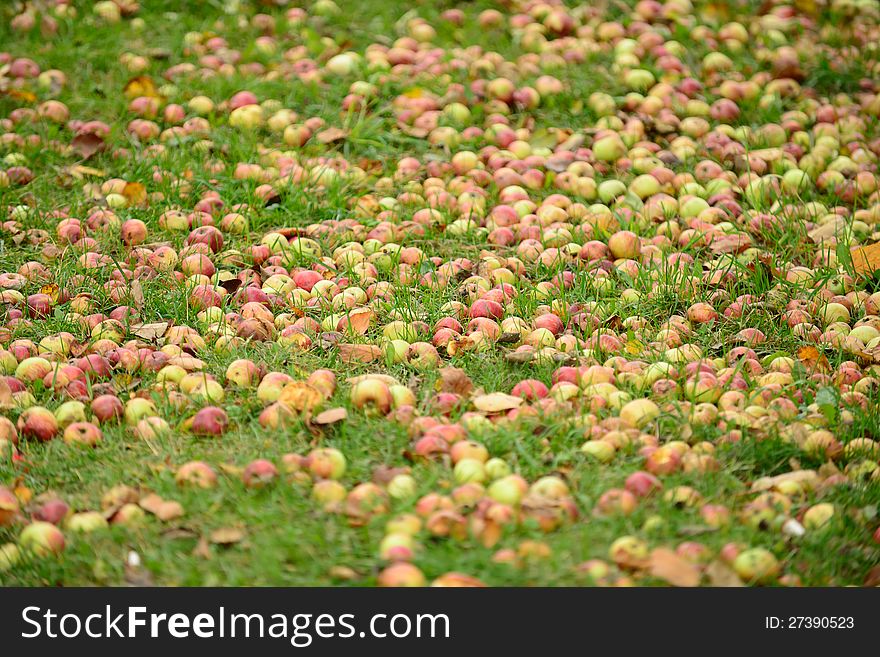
[210,527,244,545]
[313,407,347,425]
[219,278,243,295]
[161,527,198,540]
[473,393,523,413]
[706,561,745,587]
[316,127,348,144]
[708,233,751,254]
[337,307,374,335]
[649,548,701,587]
[864,565,880,587]
[156,501,184,521]
[131,322,168,341]
[39,283,60,303]
[337,343,383,363]
[797,345,829,372]
[71,133,106,159]
[436,367,473,396]
[129,280,145,309]
[496,332,521,344]
[138,493,164,514]
[122,182,147,206]
[193,537,212,559]
[2,88,37,103]
[123,75,163,100]
[372,465,410,485]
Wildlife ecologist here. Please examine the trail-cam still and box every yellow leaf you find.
[40,283,60,304]
[123,75,163,100]
[473,393,523,413]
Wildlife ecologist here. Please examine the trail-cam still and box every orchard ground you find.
[1,0,880,586]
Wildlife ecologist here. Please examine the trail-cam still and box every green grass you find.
[0,0,879,587]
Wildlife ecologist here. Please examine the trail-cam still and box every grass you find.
[0,0,879,587]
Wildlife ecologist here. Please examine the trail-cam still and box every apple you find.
[65,512,109,533]
[17,406,59,441]
[33,499,70,525]
[242,459,278,488]
[0,543,21,572]
[733,548,780,583]
[305,448,346,480]
[63,421,103,447]
[190,406,229,436]
[350,378,393,415]
[377,562,426,587]
[91,394,124,423]
[124,397,157,425]
[0,486,20,526]
[19,521,65,556]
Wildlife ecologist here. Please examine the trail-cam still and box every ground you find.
[0,0,879,587]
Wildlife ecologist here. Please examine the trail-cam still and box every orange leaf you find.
[122,182,147,206]
[337,308,374,335]
[797,345,829,372]
[649,548,701,587]
[2,89,37,103]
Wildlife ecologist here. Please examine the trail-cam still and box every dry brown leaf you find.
[708,233,751,255]
[316,127,348,144]
[649,548,701,587]
[71,133,105,159]
[210,527,244,545]
[129,280,145,309]
[473,393,523,413]
[372,465,410,485]
[706,560,745,587]
[193,537,212,559]
[864,565,880,587]
[313,407,348,425]
[436,367,473,396]
[337,343,383,363]
[131,322,168,341]
[278,382,324,412]
[504,351,536,364]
